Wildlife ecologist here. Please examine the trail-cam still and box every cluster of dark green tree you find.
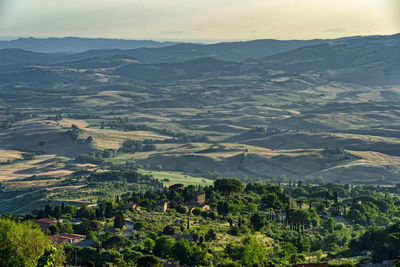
[119,140,156,153]
[282,182,399,226]
[152,235,210,265]
[75,140,155,165]
[88,170,158,184]
[60,169,164,193]
[64,244,163,267]
[350,222,400,262]
[121,179,400,263]
[75,149,117,165]
[4,177,400,266]
[0,111,36,129]
[33,197,129,235]
[65,124,82,141]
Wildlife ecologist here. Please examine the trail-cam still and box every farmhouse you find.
[125,201,141,211]
[49,233,86,244]
[154,200,169,212]
[188,191,206,204]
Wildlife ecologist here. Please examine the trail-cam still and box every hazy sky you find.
[0,0,399,42]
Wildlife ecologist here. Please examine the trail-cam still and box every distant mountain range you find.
[0,37,179,53]
[1,34,399,86]
[0,36,365,67]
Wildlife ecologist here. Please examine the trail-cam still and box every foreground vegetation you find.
[2,171,400,266]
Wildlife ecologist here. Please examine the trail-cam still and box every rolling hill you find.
[0,33,400,185]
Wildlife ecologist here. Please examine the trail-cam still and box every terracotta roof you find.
[58,233,85,238]
[35,218,57,223]
[50,235,72,243]
[293,263,329,267]
[49,233,86,243]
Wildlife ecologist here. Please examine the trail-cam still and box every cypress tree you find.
[114,210,125,229]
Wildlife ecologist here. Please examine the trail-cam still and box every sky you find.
[0,0,399,42]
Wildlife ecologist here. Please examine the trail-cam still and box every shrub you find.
[176,205,189,214]
[192,208,202,216]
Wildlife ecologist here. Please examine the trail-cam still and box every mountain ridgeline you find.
[0,36,349,66]
[0,37,179,53]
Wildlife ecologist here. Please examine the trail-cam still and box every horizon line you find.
[0,32,399,44]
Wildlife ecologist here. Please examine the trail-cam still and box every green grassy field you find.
[138,169,214,187]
